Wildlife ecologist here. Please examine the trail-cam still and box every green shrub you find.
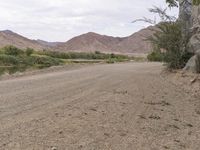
[38,50,128,60]
[0,45,129,76]
[147,51,164,62]
[38,51,71,59]
[95,51,101,54]
[25,48,34,56]
[0,54,20,65]
[106,58,115,64]
[3,45,24,56]
[0,49,4,54]
[193,0,200,5]
[110,53,115,58]
[30,56,62,66]
[148,22,193,69]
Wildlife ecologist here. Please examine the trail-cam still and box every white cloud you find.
[0,0,178,41]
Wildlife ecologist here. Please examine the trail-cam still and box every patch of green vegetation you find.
[147,22,193,69]
[0,66,28,75]
[0,54,20,65]
[193,0,200,6]
[131,56,147,62]
[0,46,130,75]
[0,46,65,75]
[106,58,116,64]
[38,50,128,60]
[147,51,165,62]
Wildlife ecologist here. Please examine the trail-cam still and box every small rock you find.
[138,115,146,119]
[119,133,127,137]
[55,113,59,116]
[174,140,180,143]
[149,115,161,120]
[186,123,193,127]
[174,119,179,122]
[104,133,110,137]
[190,76,198,84]
[90,108,97,112]
[51,146,57,150]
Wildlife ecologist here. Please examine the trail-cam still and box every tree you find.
[4,45,24,56]
[148,22,193,69]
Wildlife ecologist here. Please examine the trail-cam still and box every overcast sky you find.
[0,0,178,42]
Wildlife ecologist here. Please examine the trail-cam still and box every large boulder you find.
[184,50,200,73]
[188,5,200,53]
[183,1,200,72]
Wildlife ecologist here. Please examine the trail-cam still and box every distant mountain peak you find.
[55,26,156,54]
[86,32,97,34]
[36,39,62,47]
[83,32,102,37]
[2,30,14,34]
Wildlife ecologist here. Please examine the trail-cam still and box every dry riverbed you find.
[0,62,200,150]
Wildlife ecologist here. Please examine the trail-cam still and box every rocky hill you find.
[56,26,155,54]
[0,26,155,54]
[55,32,124,53]
[36,40,62,47]
[0,30,47,50]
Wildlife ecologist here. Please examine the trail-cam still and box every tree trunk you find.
[179,0,192,37]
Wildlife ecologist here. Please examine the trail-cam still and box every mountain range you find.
[0,26,155,54]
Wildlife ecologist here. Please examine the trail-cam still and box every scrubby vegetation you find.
[37,50,128,60]
[0,46,63,67]
[132,1,198,72]
[0,46,129,75]
[147,22,194,69]
[147,51,164,62]
[193,0,200,6]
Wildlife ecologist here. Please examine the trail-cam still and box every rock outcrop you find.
[184,49,200,72]
[183,0,200,73]
[188,4,200,52]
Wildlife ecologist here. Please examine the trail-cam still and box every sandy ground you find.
[0,62,200,150]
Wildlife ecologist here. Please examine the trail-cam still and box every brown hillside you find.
[112,26,155,53]
[0,30,47,50]
[0,26,155,54]
[55,32,124,53]
[55,26,155,54]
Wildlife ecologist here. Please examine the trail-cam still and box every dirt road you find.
[0,63,200,150]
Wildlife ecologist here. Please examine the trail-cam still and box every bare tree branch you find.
[132,6,177,25]
[149,6,176,22]
[132,17,156,25]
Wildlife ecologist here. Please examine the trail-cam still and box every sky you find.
[0,0,178,42]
